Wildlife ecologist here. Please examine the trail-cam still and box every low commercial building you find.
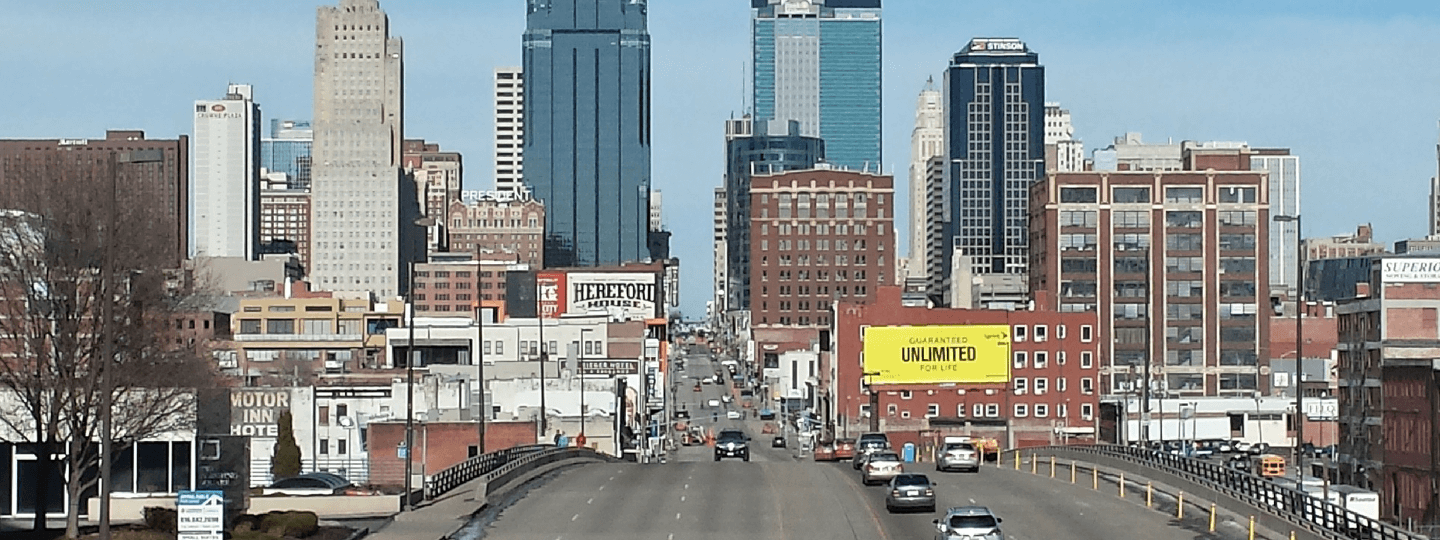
[830,287,1101,448]
[1335,256,1440,522]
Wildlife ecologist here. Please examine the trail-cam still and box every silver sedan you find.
[884,473,936,513]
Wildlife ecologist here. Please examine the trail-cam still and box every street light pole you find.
[1274,213,1305,476]
[403,261,417,511]
[863,371,881,432]
[474,302,486,454]
[580,328,593,441]
[536,282,548,439]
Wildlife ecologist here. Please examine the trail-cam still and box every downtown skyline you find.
[3,1,1439,314]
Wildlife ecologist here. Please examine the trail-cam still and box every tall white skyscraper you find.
[1044,103,1084,173]
[908,78,943,278]
[494,67,524,193]
[1251,152,1301,294]
[1430,135,1440,237]
[193,83,261,259]
[311,0,420,298]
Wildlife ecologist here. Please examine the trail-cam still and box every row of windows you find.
[1061,186,1259,204]
[874,402,1095,421]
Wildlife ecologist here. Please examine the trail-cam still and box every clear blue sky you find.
[3,1,1438,316]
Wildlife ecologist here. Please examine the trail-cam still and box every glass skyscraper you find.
[944,38,1045,279]
[751,0,881,172]
[523,0,652,267]
[260,119,312,189]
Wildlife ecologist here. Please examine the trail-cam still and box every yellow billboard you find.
[862,325,1011,385]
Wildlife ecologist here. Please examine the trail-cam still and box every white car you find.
[726,410,742,419]
[707,399,721,408]
[721,395,734,403]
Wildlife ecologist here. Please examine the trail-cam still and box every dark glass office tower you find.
[943,38,1045,280]
[723,118,824,311]
[524,0,652,267]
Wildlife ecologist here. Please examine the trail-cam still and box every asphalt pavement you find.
[466,349,1254,540]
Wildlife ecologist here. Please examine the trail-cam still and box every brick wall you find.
[367,420,537,487]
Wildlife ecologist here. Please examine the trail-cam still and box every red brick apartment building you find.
[1029,166,1271,399]
[446,194,545,267]
[0,130,189,267]
[1334,256,1440,522]
[749,168,895,327]
[412,259,525,316]
[832,287,1101,448]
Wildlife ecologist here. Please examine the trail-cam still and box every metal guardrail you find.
[1024,445,1423,540]
[422,444,548,500]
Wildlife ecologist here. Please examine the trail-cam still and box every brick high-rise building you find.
[260,187,312,266]
[1030,156,1271,401]
[412,259,524,316]
[445,192,544,268]
[0,130,189,267]
[749,168,894,327]
[403,139,462,252]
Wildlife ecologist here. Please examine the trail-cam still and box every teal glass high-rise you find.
[751,0,881,172]
[524,0,652,267]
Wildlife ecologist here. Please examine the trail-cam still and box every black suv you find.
[714,429,751,461]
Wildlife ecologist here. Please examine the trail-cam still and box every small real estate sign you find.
[177,490,225,540]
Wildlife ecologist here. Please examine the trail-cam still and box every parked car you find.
[856,432,890,457]
[1247,442,1272,456]
[862,451,904,485]
[707,399,721,408]
[933,506,1003,540]
[772,435,786,448]
[263,472,353,496]
[885,473,936,513]
[759,408,776,420]
[726,409,742,420]
[834,438,857,460]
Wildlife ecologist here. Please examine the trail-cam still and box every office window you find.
[1113,187,1150,203]
[1060,187,1098,203]
[1081,378,1094,394]
[1013,351,1028,369]
[1057,325,1066,339]
[900,390,913,400]
[1014,325,1027,342]
[1034,378,1048,394]
[1080,325,1093,342]
[957,404,967,417]
[973,404,985,418]
[1165,187,1204,203]
[338,439,348,455]
[887,404,898,416]
[1034,351,1048,369]
[926,404,940,418]
[985,404,999,417]
[1058,378,1067,392]
[1014,378,1028,394]
[1034,325,1047,342]
[1034,404,1049,418]
[319,439,329,455]
[1014,404,1029,417]
[1219,186,1258,203]
[1081,404,1094,420]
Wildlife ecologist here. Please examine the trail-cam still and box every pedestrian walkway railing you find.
[1018,444,1424,540]
[422,444,548,501]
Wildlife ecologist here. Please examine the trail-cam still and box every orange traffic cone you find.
[706,428,716,446]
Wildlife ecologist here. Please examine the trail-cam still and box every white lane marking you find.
[676,513,682,520]
[571,514,579,522]
[681,495,686,502]
[684,483,689,489]
[969,498,976,504]
[599,485,605,491]
[587,497,594,504]
[609,476,615,481]
[668,535,674,540]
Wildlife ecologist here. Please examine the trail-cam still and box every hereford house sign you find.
[566,273,659,320]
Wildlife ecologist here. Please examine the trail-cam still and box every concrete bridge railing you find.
[1013,445,1424,540]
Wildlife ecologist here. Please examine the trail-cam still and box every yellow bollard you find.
[1119,472,1125,498]
[1146,482,1153,507]
[1031,454,1038,474]
[1247,515,1255,540]
[1177,492,1185,519]
[1288,531,1295,540]
[1014,450,1021,470]
[1209,503,1216,532]
[1092,467,1099,490]
[1070,461,1076,483]
[1050,456,1056,478]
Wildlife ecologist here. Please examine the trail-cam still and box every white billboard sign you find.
[565,273,658,320]
[177,490,225,533]
[1382,259,1440,283]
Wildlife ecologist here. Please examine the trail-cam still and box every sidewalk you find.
[365,477,486,540]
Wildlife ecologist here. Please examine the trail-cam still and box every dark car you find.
[853,433,890,470]
[714,429,750,461]
[885,473,936,513]
[263,472,353,496]
[772,435,786,448]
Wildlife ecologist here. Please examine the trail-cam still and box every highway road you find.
[467,349,1236,540]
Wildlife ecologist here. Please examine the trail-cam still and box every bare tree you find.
[0,152,218,536]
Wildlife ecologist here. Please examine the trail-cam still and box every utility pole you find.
[474,302,486,454]
[536,281,548,438]
[1274,213,1304,476]
[403,262,417,511]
